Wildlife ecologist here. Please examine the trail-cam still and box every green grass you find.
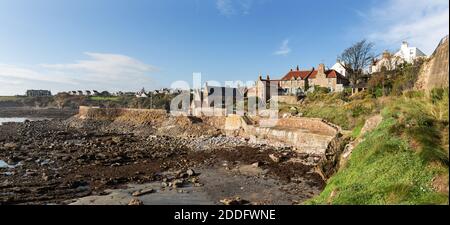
[306,90,449,205]
[351,120,365,139]
[307,119,448,204]
[301,105,352,129]
[0,96,24,101]
[88,96,120,101]
[293,92,377,130]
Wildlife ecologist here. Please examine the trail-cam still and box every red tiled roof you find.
[281,69,314,80]
[281,69,347,80]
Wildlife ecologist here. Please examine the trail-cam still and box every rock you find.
[251,162,261,167]
[172,179,184,188]
[186,169,195,176]
[128,198,144,205]
[42,173,50,181]
[25,170,37,177]
[4,143,18,150]
[7,159,17,165]
[132,188,154,197]
[189,177,199,183]
[112,136,122,144]
[360,115,383,137]
[269,154,280,163]
[220,197,250,205]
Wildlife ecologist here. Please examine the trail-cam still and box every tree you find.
[338,39,374,86]
[100,91,111,97]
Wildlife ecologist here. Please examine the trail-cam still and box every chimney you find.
[318,63,325,74]
[402,41,408,49]
[296,65,299,71]
[258,74,262,80]
[290,68,293,72]
[266,75,270,80]
[382,50,390,59]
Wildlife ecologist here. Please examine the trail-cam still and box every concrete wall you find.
[275,118,338,136]
[224,115,340,155]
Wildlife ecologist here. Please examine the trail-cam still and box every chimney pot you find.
[296,65,299,71]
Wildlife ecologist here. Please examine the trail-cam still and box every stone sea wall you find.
[78,106,343,156]
[415,35,449,91]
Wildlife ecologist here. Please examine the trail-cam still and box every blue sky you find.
[0,0,448,95]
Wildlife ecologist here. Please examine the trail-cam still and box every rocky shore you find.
[0,107,78,119]
[0,111,326,205]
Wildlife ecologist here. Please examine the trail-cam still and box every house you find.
[253,75,282,101]
[136,88,148,98]
[26,90,52,97]
[370,50,399,73]
[370,41,427,73]
[331,61,347,77]
[254,63,349,101]
[190,83,246,116]
[279,63,349,93]
[395,41,427,64]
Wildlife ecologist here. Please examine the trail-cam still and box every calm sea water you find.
[0,117,49,125]
[0,117,29,125]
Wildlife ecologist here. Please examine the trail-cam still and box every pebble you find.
[128,198,144,205]
[186,169,195,176]
[269,154,280,163]
[131,188,154,197]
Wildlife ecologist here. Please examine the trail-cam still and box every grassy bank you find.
[306,89,449,204]
[280,90,380,131]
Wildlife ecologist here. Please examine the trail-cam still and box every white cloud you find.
[0,64,73,84]
[216,0,235,16]
[0,53,158,95]
[363,0,449,54]
[274,39,291,56]
[216,0,254,16]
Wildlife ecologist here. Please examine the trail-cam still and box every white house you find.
[370,41,427,74]
[394,41,427,64]
[331,61,347,77]
[136,88,148,98]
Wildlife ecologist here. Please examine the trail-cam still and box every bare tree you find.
[338,40,374,86]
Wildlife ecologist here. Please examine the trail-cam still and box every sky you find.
[0,0,448,95]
